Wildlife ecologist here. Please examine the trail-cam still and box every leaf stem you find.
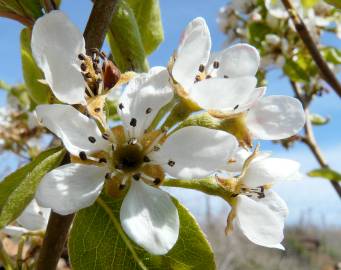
[96,197,148,270]
[163,178,233,203]
[281,0,341,98]
[290,81,341,199]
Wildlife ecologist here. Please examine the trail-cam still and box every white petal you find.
[225,148,251,172]
[213,44,260,77]
[242,157,301,188]
[172,17,211,90]
[119,67,174,139]
[265,0,288,19]
[151,126,238,179]
[246,96,305,140]
[36,104,109,156]
[31,11,86,104]
[120,180,179,255]
[189,77,260,112]
[36,163,106,215]
[16,199,50,231]
[2,226,29,237]
[235,192,287,248]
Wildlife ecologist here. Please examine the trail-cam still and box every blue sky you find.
[0,0,341,226]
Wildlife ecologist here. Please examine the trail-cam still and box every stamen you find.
[213,61,220,69]
[130,118,137,127]
[127,137,138,145]
[132,173,141,181]
[79,151,87,160]
[223,75,229,78]
[145,108,152,114]
[94,107,101,113]
[99,158,107,163]
[105,172,112,179]
[80,63,87,71]
[88,136,96,143]
[102,133,110,140]
[233,104,239,110]
[153,178,161,185]
[168,160,175,167]
[153,146,160,151]
[199,64,205,73]
[206,75,212,79]
[118,103,124,110]
[143,156,151,163]
[78,54,86,60]
[119,184,126,190]
[195,75,201,82]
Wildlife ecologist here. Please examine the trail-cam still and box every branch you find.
[281,0,341,98]
[290,81,341,199]
[0,11,34,27]
[36,1,119,269]
[43,0,57,12]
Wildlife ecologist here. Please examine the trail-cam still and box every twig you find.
[43,0,57,12]
[0,11,34,27]
[281,0,341,98]
[290,81,341,198]
[36,1,119,269]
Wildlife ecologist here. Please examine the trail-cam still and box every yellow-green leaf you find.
[69,194,216,269]
[126,0,164,55]
[0,147,66,228]
[20,27,51,105]
[308,168,341,182]
[107,1,149,72]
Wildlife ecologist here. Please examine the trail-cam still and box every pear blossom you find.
[35,67,239,255]
[171,17,305,140]
[2,199,50,237]
[220,149,300,249]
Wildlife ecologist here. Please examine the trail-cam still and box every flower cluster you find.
[29,11,305,255]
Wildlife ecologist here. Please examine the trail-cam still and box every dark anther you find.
[79,151,87,161]
[95,68,102,74]
[260,186,265,193]
[119,184,126,190]
[99,51,107,60]
[112,144,115,151]
[94,107,101,113]
[231,193,239,197]
[88,136,96,143]
[93,62,98,69]
[168,160,175,167]
[132,173,141,181]
[223,75,229,78]
[153,145,160,151]
[78,54,85,60]
[195,75,201,82]
[80,63,87,71]
[206,75,212,79]
[257,193,265,199]
[153,178,161,185]
[130,118,137,127]
[233,104,239,110]
[145,107,152,114]
[105,173,111,179]
[127,138,137,145]
[85,72,92,79]
[198,64,205,73]
[99,158,107,163]
[118,103,124,110]
[213,61,220,69]
[143,156,151,162]
[102,133,109,140]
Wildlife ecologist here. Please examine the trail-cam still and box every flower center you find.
[113,144,144,173]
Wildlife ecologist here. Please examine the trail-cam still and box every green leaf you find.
[309,113,330,126]
[18,0,43,19]
[283,58,310,82]
[107,1,149,72]
[308,168,341,182]
[324,0,341,9]
[126,0,164,55]
[20,27,51,105]
[322,47,341,65]
[69,194,216,270]
[247,22,271,47]
[0,147,66,228]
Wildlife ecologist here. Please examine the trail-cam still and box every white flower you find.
[265,0,301,19]
[2,199,50,237]
[35,67,239,255]
[172,18,305,140]
[221,150,300,249]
